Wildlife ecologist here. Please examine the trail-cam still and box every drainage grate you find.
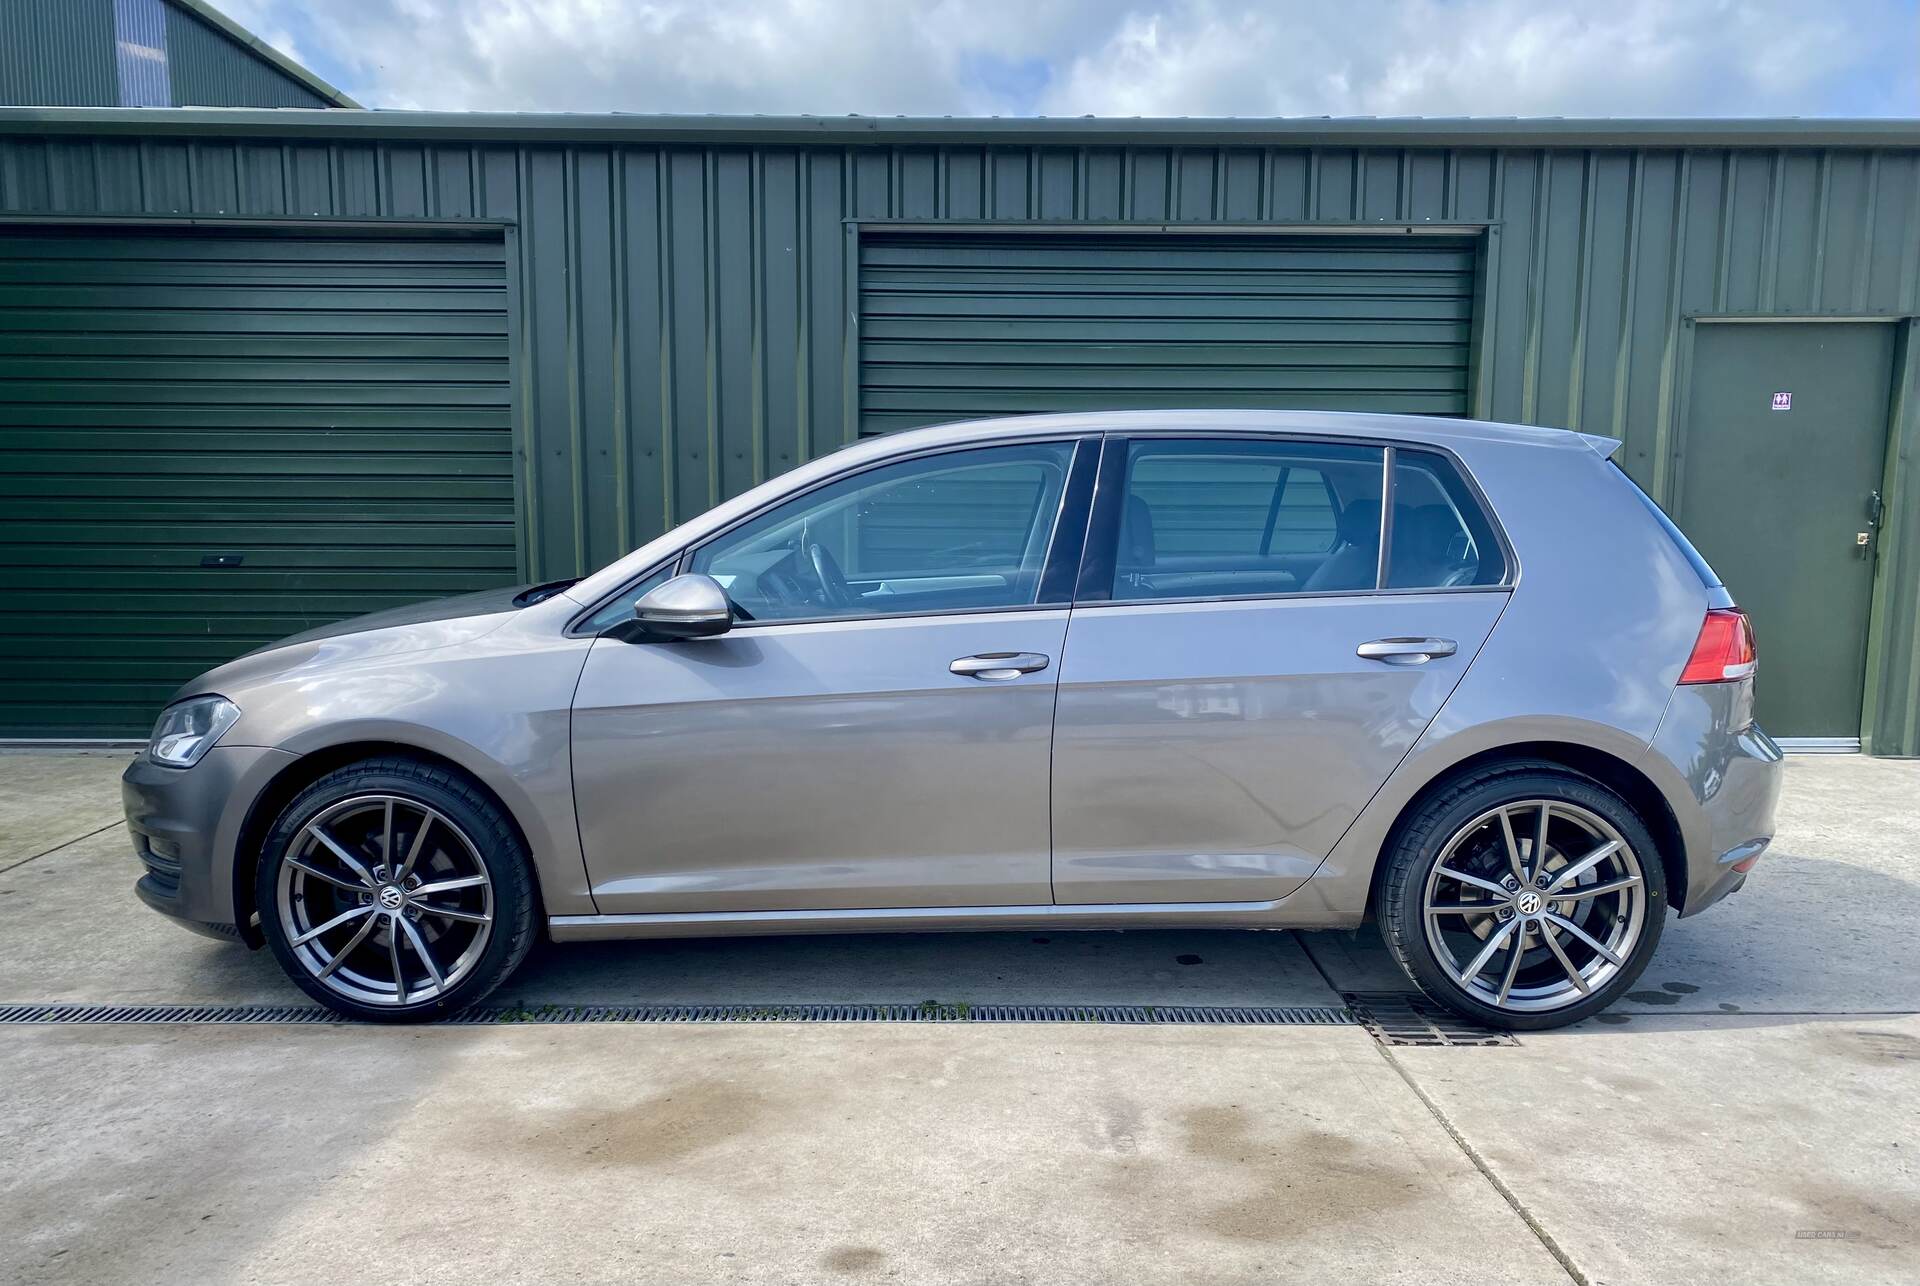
[0,998,1524,1041]
[0,1002,341,1026]
[0,1001,1355,1027]
[1343,992,1517,1047]
[460,1002,1356,1025]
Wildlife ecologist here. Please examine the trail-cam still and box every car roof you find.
[863,408,1618,458]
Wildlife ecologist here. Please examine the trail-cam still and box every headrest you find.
[1400,504,1454,550]
[1336,498,1381,547]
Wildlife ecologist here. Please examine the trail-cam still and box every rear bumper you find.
[121,744,297,943]
[1644,682,1785,917]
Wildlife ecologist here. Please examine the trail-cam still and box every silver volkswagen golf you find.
[123,410,1782,1028]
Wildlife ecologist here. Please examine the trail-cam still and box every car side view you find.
[122,410,1783,1028]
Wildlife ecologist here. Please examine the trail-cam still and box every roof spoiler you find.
[1576,431,1622,460]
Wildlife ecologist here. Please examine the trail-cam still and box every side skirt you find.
[547,897,1354,942]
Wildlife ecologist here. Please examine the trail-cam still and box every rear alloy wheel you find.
[1380,767,1666,1029]
[258,759,535,1021]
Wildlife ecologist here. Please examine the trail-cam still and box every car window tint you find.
[1386,450,1508,589]
[690,442,1075,622]
[1111,439,1385,601]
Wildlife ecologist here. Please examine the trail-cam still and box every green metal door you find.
[0,228,515,738]
[858,232,1476,436]
[1679,323,1894,741]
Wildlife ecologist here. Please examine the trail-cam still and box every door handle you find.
[1357,637,1457,665]
[950,652,1050,681]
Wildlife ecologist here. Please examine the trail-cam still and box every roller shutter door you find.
[0,228,515,738]
[859,232,1476,436]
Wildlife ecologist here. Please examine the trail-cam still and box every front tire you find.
[256,756,537,1022]
[1378,763,1666,1030]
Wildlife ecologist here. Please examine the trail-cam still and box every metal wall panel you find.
[161,2,328,108]
[0,227,514,736]
[0,126,1917,749]
[0,0,118,107]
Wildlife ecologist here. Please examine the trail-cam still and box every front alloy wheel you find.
[1380,765,1667,1029]
[276,794,495,1008]
[258,758,536,1021]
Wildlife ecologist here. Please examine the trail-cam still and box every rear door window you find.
[1104,438,1387,600]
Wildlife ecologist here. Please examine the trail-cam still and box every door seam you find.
[565,635,603,915]
[1046,606,1075,907]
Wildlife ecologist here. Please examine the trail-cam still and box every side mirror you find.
[629,573,732,641]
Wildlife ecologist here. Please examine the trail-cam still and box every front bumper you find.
[121,744,297,943]
[1645,683,1785,917]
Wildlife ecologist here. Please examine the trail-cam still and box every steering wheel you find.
[806,541,855,610]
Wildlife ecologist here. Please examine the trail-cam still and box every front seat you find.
[1303,499,1380,592]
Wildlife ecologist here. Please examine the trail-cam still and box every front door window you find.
[690,441,1077,622]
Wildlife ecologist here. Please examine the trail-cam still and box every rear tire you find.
[256,756,537,1022]
[1378,762,1666,1031]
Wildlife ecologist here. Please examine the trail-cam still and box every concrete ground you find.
[0,751,1915,1285]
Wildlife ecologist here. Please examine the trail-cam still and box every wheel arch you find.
[1365,740,1687,921]
[231,740,539,948]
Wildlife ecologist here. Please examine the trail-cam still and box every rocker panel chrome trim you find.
[548,899,1290,941]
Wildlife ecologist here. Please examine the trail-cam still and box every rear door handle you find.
[1357,637,1457,665]
[950,652,1050,680]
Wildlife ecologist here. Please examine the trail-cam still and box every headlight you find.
[148,696,241,768]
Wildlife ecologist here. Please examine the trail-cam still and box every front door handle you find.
[1357,637,1457,665]
[950,652,1050,681]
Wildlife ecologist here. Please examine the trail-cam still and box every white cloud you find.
[207,0,1919,118]
[209,0,1094,114]
[1041,0,1912,119]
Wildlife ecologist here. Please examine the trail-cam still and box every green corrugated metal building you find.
[0,0,356,109]
[0,107,1916,754]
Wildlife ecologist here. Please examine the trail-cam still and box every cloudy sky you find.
[208,0,1920,118]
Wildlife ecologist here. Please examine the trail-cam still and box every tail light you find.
[1679,608,1756,684]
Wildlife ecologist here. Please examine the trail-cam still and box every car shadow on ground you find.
[494,925,1337,1009]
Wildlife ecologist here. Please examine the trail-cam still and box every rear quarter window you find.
[1386,449,1509,589]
